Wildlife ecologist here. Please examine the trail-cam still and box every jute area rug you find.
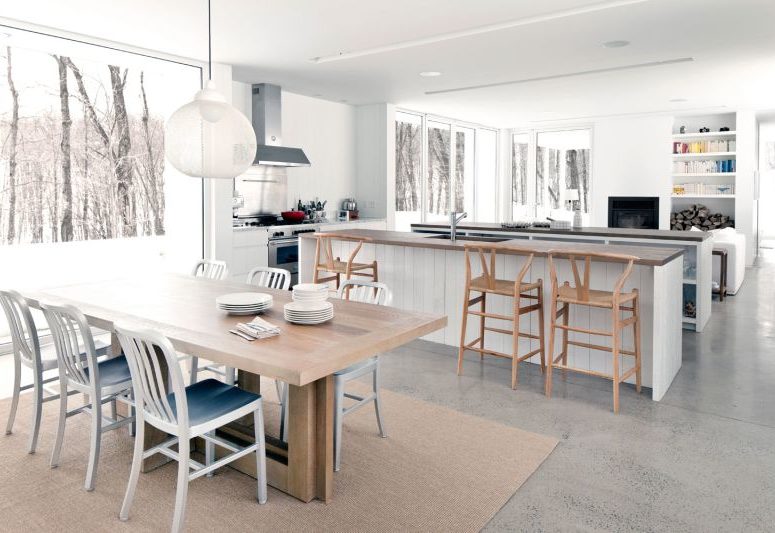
[0,380,557,532]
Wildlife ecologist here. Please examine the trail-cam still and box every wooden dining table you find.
[21,274,446,503]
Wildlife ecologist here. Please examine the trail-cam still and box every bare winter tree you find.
[395,121,421,211]
[5,46,19,244]
[109,65,135,235]
[54,55,74,242]
[137,71,164,235]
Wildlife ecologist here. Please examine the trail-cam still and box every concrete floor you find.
[378,250,775,532]
[1,252,773,531]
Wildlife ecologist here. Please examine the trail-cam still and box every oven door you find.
[268,238,299,287]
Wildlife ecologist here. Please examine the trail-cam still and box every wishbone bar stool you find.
[312,233,378,290]
[457,244,546,389]
[544,250,642,414]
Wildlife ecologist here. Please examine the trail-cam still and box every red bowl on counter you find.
[281,210,306,223]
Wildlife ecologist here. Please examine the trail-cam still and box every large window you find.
[395,111,497,230]
[511,128,591,219]
[0,28,202,341]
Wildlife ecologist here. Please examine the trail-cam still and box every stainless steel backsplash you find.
[234,165,288,216]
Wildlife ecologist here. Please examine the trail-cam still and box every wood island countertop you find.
[411,222,712,242]
[300,229,684,266]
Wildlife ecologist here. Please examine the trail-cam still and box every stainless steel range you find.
[268,225,318,287]
[232,215,319,287]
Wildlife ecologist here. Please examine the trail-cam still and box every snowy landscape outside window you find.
[0,32,202,341]
[394,110,497,230]
[511,128,591,217]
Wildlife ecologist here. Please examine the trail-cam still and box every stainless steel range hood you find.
[252,83,310,167]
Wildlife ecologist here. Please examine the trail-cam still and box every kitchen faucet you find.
[450,211,468,242]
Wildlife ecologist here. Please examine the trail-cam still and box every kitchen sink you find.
[425,234,510,243]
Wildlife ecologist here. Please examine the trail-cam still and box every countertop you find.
[301,229,684,266]
[411,222,712,242]
[233,217,385,232]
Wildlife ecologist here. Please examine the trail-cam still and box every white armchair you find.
[711,228,746,295]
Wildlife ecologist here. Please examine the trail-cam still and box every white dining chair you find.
[0,290,108,454]
[189,258,235,385]
[191,259,229,280]
[278,280,390,471]
[40,301,134,491]
[247,266,292,290]
[247,266,292,429]
[115,323,267,533]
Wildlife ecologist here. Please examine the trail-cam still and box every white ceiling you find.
[3,0,775,127]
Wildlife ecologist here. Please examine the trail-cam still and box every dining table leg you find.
[287,374,334,502]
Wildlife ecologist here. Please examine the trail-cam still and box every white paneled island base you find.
[300,231,683,401]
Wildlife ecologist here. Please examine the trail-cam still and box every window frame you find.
[509,125,594,221]
[395,108,499,224]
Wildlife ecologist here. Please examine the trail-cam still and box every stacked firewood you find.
[670,204,734,231]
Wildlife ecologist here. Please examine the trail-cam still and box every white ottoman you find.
[711,228,746,295]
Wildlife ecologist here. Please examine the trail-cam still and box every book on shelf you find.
[672,159,736,174]
[672,139,735,154]
[672,183,735,196]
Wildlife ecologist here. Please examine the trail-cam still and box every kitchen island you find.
[412,222,713,332]
[299,229,684,401]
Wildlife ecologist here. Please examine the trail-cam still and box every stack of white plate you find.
[283,301,334,325]
[216,292,273,315]
[292,283,329,304]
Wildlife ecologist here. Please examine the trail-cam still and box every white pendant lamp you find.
[165,0,257,179]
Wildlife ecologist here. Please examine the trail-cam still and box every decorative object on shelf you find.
[719,127,730,132]
[672,183,734,196]
[565,189,582,230]
[671,204,734,230]
[679,125,686,134]
[165,0,257,180]
[699,127,710,133]
[683,300,696,318]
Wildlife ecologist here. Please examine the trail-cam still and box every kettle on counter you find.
[342,198,358,211]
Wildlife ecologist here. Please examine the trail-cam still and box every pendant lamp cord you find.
[207,0,212,80]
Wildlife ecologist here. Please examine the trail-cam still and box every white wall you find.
[591,115,673,228]
[736,110,758,265]
[355,104,395,223]
[232,83,357,213]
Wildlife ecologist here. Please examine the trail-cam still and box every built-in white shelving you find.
[671,113,737,330]
[672,151,736,160]
[672,130,736,140]
[672,172,735,178]
[671,194,735,199]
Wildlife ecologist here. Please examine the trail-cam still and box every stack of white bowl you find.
[284,283,333,324]
[216,292,273,315]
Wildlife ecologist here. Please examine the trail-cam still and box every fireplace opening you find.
[608,197,659,229]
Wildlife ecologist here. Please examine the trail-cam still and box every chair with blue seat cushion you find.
[115,323,267,533]
[40,301,135,491]
[1,290,112,455]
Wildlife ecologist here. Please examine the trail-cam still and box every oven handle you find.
[268,238,299,247]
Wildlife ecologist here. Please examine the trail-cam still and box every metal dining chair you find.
[247,266,293,427]
[0,290,108,454]
[191,259,229,280]
[115,323,267,533]
[40,301,134,491]
[247,266,292,290]
[278,279,392,469]
[189,259,235,385]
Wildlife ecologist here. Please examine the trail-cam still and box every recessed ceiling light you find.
[420,71,442,78]
[603,40,630,48]
[669,98,687,103]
